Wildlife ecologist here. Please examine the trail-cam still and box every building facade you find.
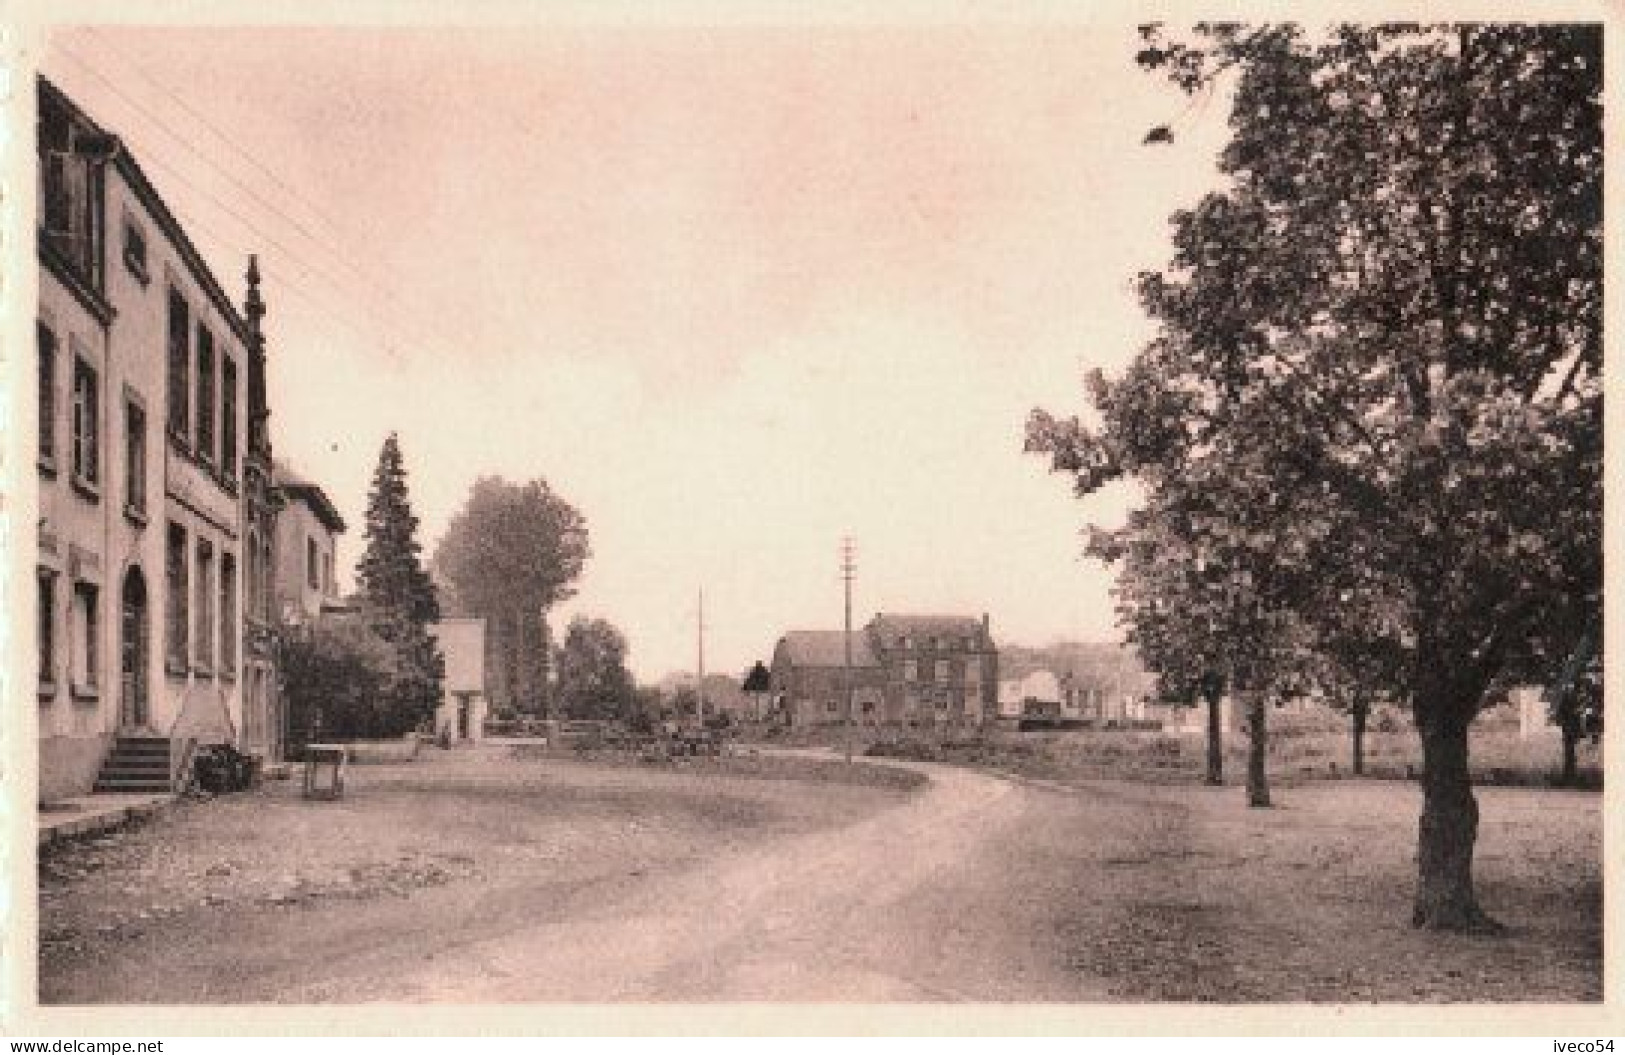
[430,618,488,743]
[272,462,345,622]
[769,613,998,729]
[768,631,887,727]
[37,77,272,797]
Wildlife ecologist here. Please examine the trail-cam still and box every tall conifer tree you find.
[357,433,444,732]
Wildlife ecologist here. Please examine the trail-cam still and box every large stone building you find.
[769,613,998,728]
[36,77,295,797]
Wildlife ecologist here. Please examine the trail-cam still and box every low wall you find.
[39,733,113,803]
[340,737,422,765]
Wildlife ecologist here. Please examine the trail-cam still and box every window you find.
[196,325,215,462]
[322,552,334,596]
[71,581,98,695]
[194,540,214,671]
[903,659,918,682]
[71,355,99,491]
[124,396,146,518]
[219,553,236,675]
[39,323,57,470]
[307,536,319,590]
[39,90,106,290]
[935,659,949,683]
[166,523,188,671]
[221,356,238,480]
[167,290,189,438]
[123,218,148,283]
[965,660,980,685]
[38,569,57,695]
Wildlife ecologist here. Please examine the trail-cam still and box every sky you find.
[40,22,1232,682]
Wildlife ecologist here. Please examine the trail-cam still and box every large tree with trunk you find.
[433,477,590,717]
[1028,23,1600,931]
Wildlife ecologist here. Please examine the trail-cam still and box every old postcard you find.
[4,0,1618,1037]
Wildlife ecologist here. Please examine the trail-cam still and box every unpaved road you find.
[40,745,1601,1003]
[349,756,1076,1002]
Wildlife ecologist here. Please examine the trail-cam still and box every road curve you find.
[351,754,1099,1002]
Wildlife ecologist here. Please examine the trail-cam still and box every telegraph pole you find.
[696,588,706,725]
[841,536,856,764]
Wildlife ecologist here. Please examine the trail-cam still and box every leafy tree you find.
[434,477,590,716]
[356,433,444,732]
[1546,617,1601,786]
[554,616,636,721]
[1029,23,1600,931]
[279,616,404,746]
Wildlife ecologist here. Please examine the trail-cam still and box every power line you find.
[49,41,391,318]
[45,43,457,364]
[78,27,411,311]
[46,47,420,362]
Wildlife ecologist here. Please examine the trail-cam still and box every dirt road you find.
[351,756,1081,1002]
[40,745,1601,1003]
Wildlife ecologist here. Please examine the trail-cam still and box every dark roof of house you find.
[868,613,988,642]
[775,631,881,669]
[274,461,347,534]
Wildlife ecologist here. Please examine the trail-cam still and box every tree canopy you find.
[554,616,636,722]
[1028,23,1601,931]
[434,476,590,619]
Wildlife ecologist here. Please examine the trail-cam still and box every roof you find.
[775,631,881,669]
[868,613,988,642]
[39,77,257,350]
[274,461,347,534]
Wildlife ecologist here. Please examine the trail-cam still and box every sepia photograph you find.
[11,5,1608,1031]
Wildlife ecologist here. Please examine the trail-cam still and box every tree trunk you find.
[1204,686,1224,786]
[1560,720,1580,787]
[1246,691,1270,807]
[1412,709,1503,933]
[1351,700,1368,777]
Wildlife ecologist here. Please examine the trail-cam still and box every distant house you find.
[272,462,346,622]
[1058,661,1156,723]
[430,617,487,743]
[998,670,1061,719]
[769,631,887,726]
[769,613,998,728]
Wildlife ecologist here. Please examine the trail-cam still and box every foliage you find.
[279,616,408,744]
[554,616,637,721]
[433,476,590,713]
[1028,23,1601,930]
[356,433,445,731]
[742,661,772,694]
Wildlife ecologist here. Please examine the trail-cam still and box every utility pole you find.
[841,536,856,764]
[696,588,706,726]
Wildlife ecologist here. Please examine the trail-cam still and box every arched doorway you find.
[120,566,149,729]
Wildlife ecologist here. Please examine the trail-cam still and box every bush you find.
[280,616,421,747]
[194,744,256,793]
